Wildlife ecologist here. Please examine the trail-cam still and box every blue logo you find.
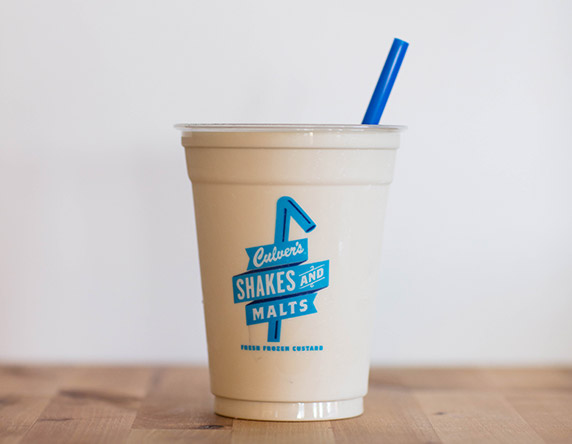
[232,196,330,342]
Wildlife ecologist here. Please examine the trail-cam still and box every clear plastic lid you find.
[175,123,406,133]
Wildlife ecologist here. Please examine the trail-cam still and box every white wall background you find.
[1,0,571,365]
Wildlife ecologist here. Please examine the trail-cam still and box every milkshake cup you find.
[177,124,403,421]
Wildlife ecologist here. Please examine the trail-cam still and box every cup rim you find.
[175,123,406,133]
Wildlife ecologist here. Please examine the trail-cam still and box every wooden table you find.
[1,366,571,443]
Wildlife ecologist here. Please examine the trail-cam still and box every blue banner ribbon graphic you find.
[245,293,317,325]
[233,260,329,304]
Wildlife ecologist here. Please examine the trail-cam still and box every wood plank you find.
[332,386,441,444]
[0,366,70,443]
[232,419,335,444]
[0,396,52,444]
[507,391,572,443]
[19,366,153,444]
[370,367,494,390]
[415,390,545,444]
[484,368,572,390]
[131,367,232,430]
[0,366,68,397]
[59,366,153,397]
[126,428,232,444]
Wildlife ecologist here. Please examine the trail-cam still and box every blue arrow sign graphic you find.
[232,196,330,343]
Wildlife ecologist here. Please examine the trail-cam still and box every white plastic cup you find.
[177,124,403,421]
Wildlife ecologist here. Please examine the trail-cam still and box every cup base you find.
[214,396,363,421]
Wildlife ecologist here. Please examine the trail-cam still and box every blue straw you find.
[362,38,409,125]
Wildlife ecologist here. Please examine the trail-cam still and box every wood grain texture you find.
[131,367,232,431]
[18,367,153,444]
[232,419,335,444]
[506,392,572,443]
[0,366,70,443]
[331,385,440,443]
[0,366,570,444]
[415,391,545,444]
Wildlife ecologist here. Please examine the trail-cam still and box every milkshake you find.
[177,124,402,421]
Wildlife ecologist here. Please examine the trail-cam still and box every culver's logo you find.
[232,196,330,343]
[245,239,308,270]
